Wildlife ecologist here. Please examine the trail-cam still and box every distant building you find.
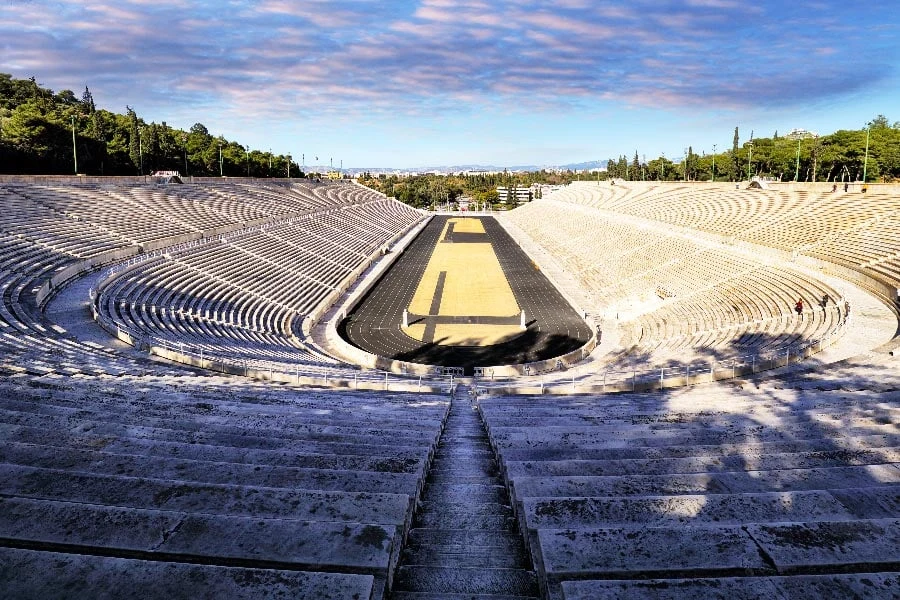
[497,185,532,204]
[785,128,818,140]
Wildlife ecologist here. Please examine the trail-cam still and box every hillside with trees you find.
[0,74,299,176]
[1,73,897,186]
[605,118,900,183]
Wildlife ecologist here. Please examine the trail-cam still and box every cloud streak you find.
[0,0,896,123]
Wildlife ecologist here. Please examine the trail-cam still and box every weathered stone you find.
[1,464,413,525]
[522,491,854,528]
[0,441,420,493]
[535,526,768,580]
[561,576,781,599]
[746,519,900,573]
[392,566,538,596]
[0,547,375,600]
[0,496,396,572]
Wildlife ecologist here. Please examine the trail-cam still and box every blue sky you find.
[2,1,898,168]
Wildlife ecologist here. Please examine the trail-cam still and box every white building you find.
[497,185,532,204]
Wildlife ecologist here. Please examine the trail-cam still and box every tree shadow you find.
[480,326,900,593]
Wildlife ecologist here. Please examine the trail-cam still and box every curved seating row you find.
[97,196,424,371]
[502,197,844,365]
[479,379,900,598]
[551,181,900,292]
[0,375,450,599]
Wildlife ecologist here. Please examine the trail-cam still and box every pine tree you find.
[127,106,141,174]
[81,87,95,113]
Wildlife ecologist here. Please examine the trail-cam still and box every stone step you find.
[405,528,528,551]
[0,397,448,435]
[478,404,900,426]
[534,519,900,585]
[508,464,900,500]
[432,450,495,461]
[0,408,439,448]
[493,434,898,462]
[427,474,499,485]
[0,546,377,600]
[414,511,516,531]
[0,443,422,494]
[391,566,539,596]
[3,384,449,422]
[0,495,397,574]
[486,425,899,450]
[0,463,413,525]
[0,422,434,459]
[423,483,506,503]
[415,500,513,517]
[521,490,863,529]
[478,394,898,416]
[558,572,900,600]
[388,396,537,597]
[392,592,538,600]
[2,431,428,471]
[503,447,900,478]
[400,545,530,569]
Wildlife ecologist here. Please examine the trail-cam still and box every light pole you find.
[245,146,250,177]
[268,148,272,176]
[218,144,223,177]
[71,115,78,175]
[794,137,801,182]
[139,128,144,175]
[711,144,716,182]
[286,155,291,178]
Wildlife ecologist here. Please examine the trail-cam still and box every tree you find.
[81,87,95,114]
[126,106,141,174]
[868,114,890,129]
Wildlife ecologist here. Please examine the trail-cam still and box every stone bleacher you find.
[94,193,424,373]
[1,177,897,599]
[553,181,900,296]
[502,197,846,366]
[0,376,449,599]
[478,376,900,599]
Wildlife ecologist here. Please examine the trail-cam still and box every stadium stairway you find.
[390,392,540,599]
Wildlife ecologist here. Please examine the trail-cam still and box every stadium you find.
[0,173,897,599]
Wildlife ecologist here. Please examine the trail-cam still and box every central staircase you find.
[390,393,540,599]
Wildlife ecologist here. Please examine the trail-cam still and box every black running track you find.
[338,216,591,373]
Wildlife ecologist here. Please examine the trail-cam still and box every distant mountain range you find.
[304,160,607,174]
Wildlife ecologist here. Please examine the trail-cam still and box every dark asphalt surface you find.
[339,216,591,373]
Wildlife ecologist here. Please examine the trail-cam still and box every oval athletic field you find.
[339,215,592,373]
